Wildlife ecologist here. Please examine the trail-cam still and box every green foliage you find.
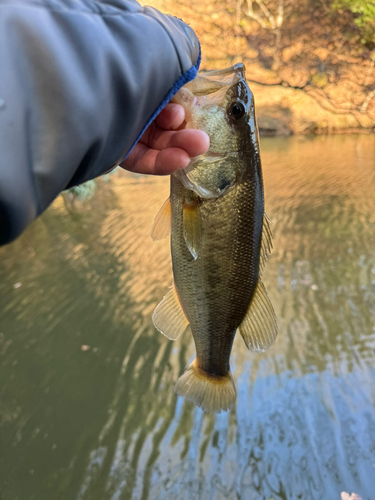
[64,168,118,202]
[67,179,97,201]
[332,0,375,44]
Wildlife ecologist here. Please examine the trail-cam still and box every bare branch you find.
[361,89,375,113]
[276,0,284,29]
[245,0,270,29]
[255,0,276,29]
[243,0,290,31]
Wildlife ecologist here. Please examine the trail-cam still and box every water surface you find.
[1,135,375,500]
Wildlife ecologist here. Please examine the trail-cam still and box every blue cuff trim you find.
[121,46,201,163]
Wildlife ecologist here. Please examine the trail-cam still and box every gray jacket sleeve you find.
[0,0,200,245]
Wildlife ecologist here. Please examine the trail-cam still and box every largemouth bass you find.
[151,63,277,413]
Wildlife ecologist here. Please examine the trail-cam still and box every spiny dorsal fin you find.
[239,278,277,352]
[151,197,171,241]
[260,212,273,273]
[152,285,189,340]
[183,198,202,260]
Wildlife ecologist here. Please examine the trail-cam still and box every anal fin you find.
[152,285,189,340]
[239,279,277,352]
[151,197,171,241]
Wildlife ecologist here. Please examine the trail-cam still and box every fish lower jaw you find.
[174,360,236,413]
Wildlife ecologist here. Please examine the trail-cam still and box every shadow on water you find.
[1,135,375,500]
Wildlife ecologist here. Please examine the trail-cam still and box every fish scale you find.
[171,172,262,371]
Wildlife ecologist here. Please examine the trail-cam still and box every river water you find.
[0,135,375,500]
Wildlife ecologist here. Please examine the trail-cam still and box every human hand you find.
[120,103,209,175]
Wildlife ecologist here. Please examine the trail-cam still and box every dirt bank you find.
[146,0,375,136]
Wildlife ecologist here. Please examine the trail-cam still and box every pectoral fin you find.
[260,212,273,273]
[152,285,189,340]
[239,279,277,352]
[151,197,171,241]
[183,198,202,259]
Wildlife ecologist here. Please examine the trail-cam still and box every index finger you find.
[156,103,185,130]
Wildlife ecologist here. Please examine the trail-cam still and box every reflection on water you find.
[1,135,375,500]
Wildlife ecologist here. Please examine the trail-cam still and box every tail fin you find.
[174,360,236,413]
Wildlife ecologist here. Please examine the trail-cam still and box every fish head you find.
[172,63,260,199]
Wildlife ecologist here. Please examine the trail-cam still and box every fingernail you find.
[179,154,191,170]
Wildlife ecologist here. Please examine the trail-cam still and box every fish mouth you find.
[172,62,250,118]
[185,63,246,96]
[200,63,245,79]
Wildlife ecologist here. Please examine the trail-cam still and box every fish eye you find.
[228,101,246,121]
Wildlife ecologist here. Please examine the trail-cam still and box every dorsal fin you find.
[238,278,277,352]
[259,212,273,273]
[152,285,189,340]
[151,197,171,241]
